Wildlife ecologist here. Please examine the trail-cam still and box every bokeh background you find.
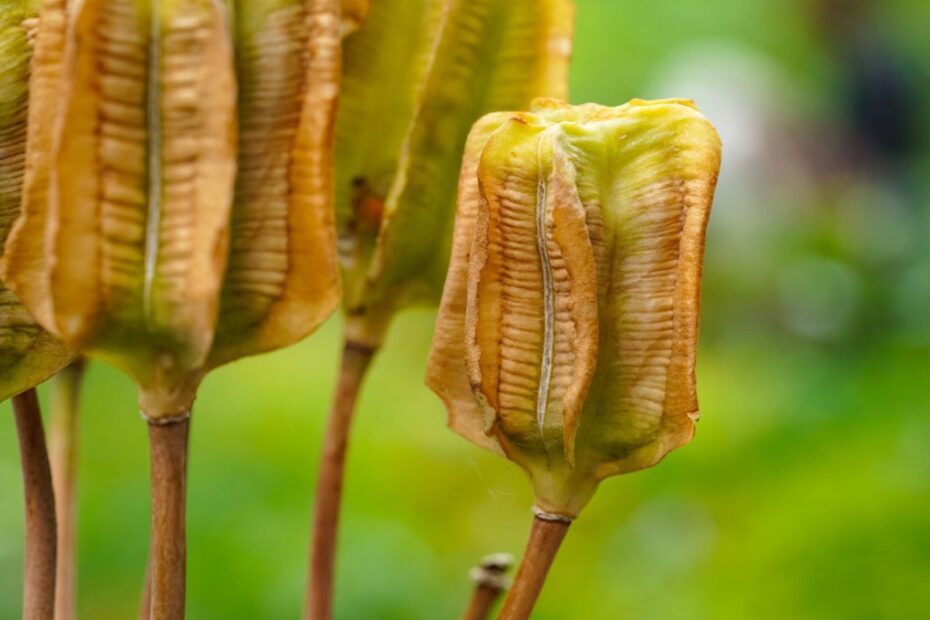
[2,0,929,617]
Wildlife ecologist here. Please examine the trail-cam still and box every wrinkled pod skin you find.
[334,0,574,347]
[0,0,341,420]
[0,0,74,402]
[427,99,722,517]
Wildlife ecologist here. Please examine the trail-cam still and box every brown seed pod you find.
[428,99,722,517]
[1,0,342,419]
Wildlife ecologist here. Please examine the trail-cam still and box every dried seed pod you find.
[209,0,342,368]
[427,99,722,517]
[335,0,574,346]
[1,0,341,419]
[0,0,73,402]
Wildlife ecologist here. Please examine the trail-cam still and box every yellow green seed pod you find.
[427,99,722,517]
[0,0,73,402]
[335,0,574,347]
[1,0,341,419]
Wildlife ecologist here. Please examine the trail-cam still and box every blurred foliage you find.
[2,0,929,618]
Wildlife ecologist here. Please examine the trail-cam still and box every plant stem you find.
[49,358,86,620]
[497,516,571,620]
[13,388,57,620]
[465,584,502,620]
[305,340,375,620]
[147,417,190,620]
[463,554,514,620]
[140,418,192,620]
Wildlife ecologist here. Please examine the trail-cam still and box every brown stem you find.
[49,359,86,620]
[304,341,375,620]
[462,554,514,620]
[465,585,502,620]
[13,388,57,620]
[497,517,571,620]
[146,418,190,620]
[140,418,192,620]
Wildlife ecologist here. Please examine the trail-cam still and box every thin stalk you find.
[465,584,502,620]
[463,554,514,620]
[49,358,87,620]
[305,340,376,620]
[497,516,571,620]
[13,388,57,620]
[139,417,191,620]
[146,417,190,620]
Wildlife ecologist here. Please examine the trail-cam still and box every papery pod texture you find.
[0,0,72,402]
[211,0,341,368]
[335,0,574,345]
[1,0,341,418]
[427,99,722,517]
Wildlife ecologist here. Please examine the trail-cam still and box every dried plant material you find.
[335,0,574,346]
[0,1,73,403]
[428,99,722,517]
[1,0,342,419]
[210,0,342,368]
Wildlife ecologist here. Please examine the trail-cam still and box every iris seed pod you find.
[334,0,574,346]
[427,99,722,518]
[1,0,341,420]
[0,0,72,402]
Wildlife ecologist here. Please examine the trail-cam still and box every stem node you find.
[497,516,570,620]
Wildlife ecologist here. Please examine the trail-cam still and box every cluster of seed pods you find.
[0,0,723,618]
[2,0,343,616]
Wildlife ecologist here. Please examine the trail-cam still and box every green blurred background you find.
[3,0,929,617]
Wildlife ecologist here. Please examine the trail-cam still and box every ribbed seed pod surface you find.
[1,0,341,418]
[427,99,722,517]
[335,0,574,346]
[210,0,341,369]
[0,0,73,402]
